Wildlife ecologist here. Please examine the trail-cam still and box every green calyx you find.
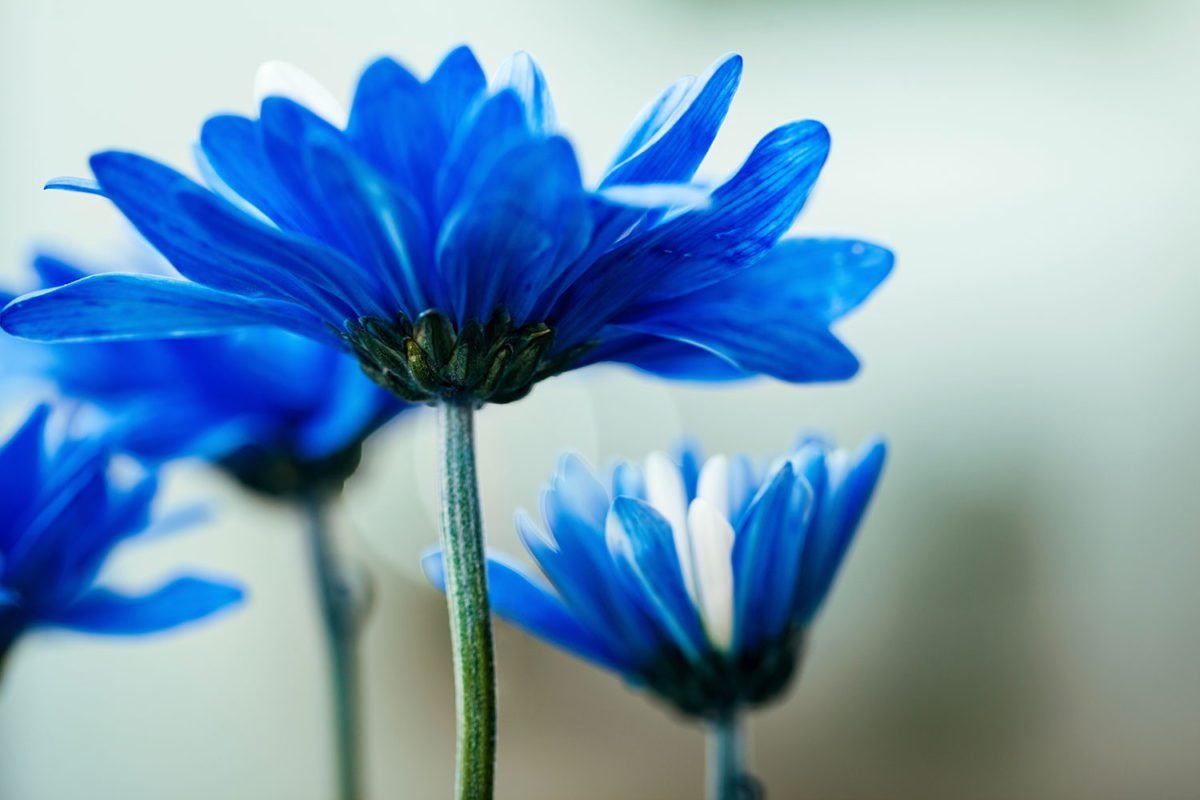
[638,628,806,722]
[341,309,593,406]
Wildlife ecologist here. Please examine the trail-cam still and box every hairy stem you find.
[437,401,496,799]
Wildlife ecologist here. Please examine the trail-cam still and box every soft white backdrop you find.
[1,0,1198,797]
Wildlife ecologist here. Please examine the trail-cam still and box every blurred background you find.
[1,0,1198,797]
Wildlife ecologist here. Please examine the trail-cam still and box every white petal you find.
[596,182,712,211]
[645,451,697,600]
[696,454,731,521]
[687,498,736,651]
[254,60,348,128]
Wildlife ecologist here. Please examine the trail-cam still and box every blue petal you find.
[607,497,706,660]
[200,114,311,229]
[48,576,244,634]
[192,141,273,224]
[304,135,434,317]
[422,548,627,671]
[795,439,886,622]
[294,353,398,458]
[557,121,831,340]
[757,474,815,640]
[730,461,797,650]
[89,151,370,320]
[436,90,532,219]
[532,466,661,660]
[493,51,557,134]
[582,330,749,382]
[437,136,591,325]
[426,45,488,137]
[32,255,89,289]
[0,406,50,532]
[1,274,331,343]
[613,236,891,383]
[516,510,650,661]
[44,176,105,196]
[724,238,893,323]
[603,54,742,186]
[347,57,441,205]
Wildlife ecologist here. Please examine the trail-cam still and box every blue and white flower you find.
[424,436,886,719]
[0,406,242,664]
[1,47,892,405]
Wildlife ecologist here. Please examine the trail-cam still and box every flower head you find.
[2,48,891,406]
[0,406,243,663]
[424,436,886,720]
[4,252,411,498]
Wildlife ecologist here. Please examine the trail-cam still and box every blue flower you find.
[1,48,892,405]
[0,406,243,663]
[423,435,886,719]
[4,252,411,497]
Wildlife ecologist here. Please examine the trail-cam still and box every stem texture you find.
[304,495,365,800]
[437,401,496,799]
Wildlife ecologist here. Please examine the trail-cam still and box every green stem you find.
[707,717,758,800]
[437,401,496,799]
[303,495,365,800]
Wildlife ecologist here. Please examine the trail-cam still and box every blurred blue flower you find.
[2,47,892,405]
[2,253,411,497]
[0,406,242,664]
[424,436,886,719]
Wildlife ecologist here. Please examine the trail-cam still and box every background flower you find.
[3,251,412,498]
[1,48,891,405]
[0,405,242,666]
[424,435,885,720]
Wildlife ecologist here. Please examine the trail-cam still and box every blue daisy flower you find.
[3,251,411,497]
[0,405,243,666]
[423,435,886,720]
[1,48,892,406]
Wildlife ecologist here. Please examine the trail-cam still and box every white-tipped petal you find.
[696,454,731,521]
[645,451,697,600]
[686,498,736,651]
[255,60,348,128]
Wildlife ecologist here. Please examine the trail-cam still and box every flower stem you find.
[303,495,365,800]
[437,401,496,799]
[707,717,758,800]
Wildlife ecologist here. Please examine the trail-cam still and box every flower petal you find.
[426,45,488,137]
[606,497,706,660]
[603,53,742,186]
[1,274,330,343]
[422,548,627,671]
[437,136,591,325]
[347,57,441,204]
[795,439,886,621]
[90,149,377,320]
[686,498,736,651]
[44,176,105,196]
[48,576,244,634]
[557,120,831,340]
[595,182,711,211]
[493,51,556,134]
[730,461,799,650]
[613,236,891,383]
[255,60,348,128]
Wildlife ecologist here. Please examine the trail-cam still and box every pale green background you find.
[1,0,1198,797]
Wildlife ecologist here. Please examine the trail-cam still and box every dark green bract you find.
[342,309,593,406]
[639,629,806,721]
